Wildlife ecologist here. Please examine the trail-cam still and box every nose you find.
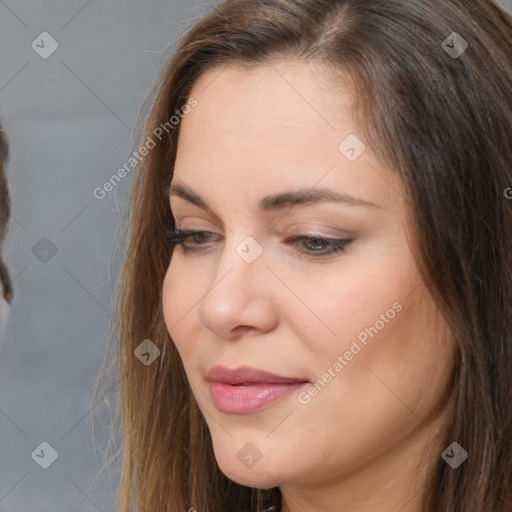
[197,236,278,339]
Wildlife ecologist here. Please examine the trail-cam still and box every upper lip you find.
[206,365,309,385]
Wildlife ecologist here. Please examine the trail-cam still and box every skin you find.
[162,59,457,512]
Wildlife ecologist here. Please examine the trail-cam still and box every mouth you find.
[206,365,310,414]
[206,364,309,385]
[232,382,271,386]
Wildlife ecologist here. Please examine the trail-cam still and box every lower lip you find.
[209,381,308,414]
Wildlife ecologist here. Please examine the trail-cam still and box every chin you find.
[222,465,283,489]
[212,441,293,489]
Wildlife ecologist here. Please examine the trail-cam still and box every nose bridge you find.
[197,232,276,337]
[211,233,267,297]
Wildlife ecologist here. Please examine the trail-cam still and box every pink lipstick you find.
[206,365,309,414]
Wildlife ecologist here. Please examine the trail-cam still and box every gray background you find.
[0,1,215,511]
[0,1,511,511]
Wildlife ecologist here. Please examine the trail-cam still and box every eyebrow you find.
[168,181,382,212]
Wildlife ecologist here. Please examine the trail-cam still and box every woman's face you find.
[162,60,456,503]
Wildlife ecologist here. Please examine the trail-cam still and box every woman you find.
[0,125,12,345]
[96,0,512,510]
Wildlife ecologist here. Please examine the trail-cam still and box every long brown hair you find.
[0,125,12,303]
[93,1,512,510]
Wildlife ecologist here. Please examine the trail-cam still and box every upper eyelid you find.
[169,196,368,231]
[170,213,355,237]
[169,212,353,233]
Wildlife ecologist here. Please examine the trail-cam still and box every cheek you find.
[303,258,454,424]
[289,258,416,367]
[290,243,447,424]
[161,258,202,361]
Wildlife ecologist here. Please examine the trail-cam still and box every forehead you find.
[173,60,404,216]
[181,60,354,150]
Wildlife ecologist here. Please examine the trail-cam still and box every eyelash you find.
[166,228,353,258]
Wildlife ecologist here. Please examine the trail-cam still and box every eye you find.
[166,228,354,259]
[284,234,352,257]
[166,229,219,253]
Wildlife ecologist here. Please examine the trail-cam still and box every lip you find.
[206,365,309,414]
